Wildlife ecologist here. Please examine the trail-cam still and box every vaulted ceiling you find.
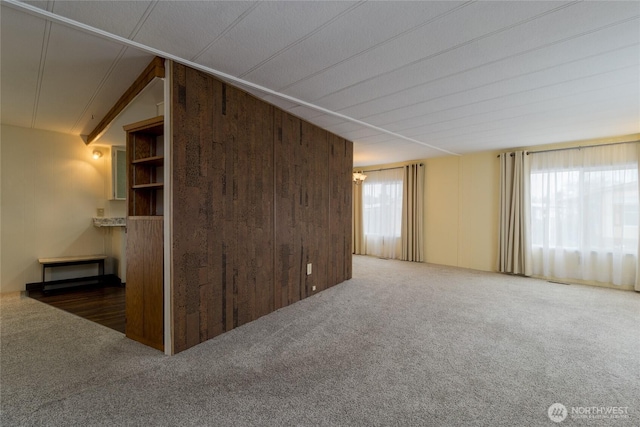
[2,1,639,166]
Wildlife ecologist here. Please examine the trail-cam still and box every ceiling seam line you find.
[369,98,638,146]
[360,59,640,124]
[386,79,639,137]
[333,35,640,116]
[368,63,639,128]
[128,0,158,40]
[31,18,51,128]
[275,0,476,92]
[407,97,639,142]
[376,93,638,144]
[238,0,367,78]
[448,114,639,147]
[324,65,633,135]
[69,46,128,134]
[309,2,630,104]
[343,132,385,140]
[2,0,460,157]
[406,104,637,145]
[190,1,262,62]
[303,1,584,102]
[412,82,630,134]
[302,40,640,126]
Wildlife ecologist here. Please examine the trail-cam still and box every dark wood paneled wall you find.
[171,63,353,353]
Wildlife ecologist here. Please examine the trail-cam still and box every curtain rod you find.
[497,140,639,157]
[354,164,424,173]
[528,140,639,155]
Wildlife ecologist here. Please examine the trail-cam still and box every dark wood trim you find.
[123,115,165,133]
[86,56,165,145]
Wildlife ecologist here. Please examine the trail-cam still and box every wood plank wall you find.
[171,63,353,353]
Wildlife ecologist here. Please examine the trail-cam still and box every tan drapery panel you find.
[401,163,425,262]
[498,151,532,275]
[352,181,364,254]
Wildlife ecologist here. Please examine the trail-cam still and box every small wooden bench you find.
[26,255,117,292]
[38,255,107,282]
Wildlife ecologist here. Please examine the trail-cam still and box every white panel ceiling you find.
[50,0,153,39]
[135,1,258,62]
[195,1,361,77]
[1,0,638,166]
[0,5,45,129]
[35,24,129,134]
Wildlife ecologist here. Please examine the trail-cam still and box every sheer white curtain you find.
[352,182,364,255]
[362,168,404,259]
[530,143,639,287]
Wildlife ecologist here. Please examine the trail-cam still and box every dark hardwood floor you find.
[28,285,126,333]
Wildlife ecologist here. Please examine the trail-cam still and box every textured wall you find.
[171,63,352,353]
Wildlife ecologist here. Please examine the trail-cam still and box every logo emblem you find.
[548,403,568,423]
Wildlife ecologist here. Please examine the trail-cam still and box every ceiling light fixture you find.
[92,150,103,160]
[353,171,367,184]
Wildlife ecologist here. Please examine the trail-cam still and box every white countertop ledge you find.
[92,217,126,227]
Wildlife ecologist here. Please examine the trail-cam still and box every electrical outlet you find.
[306,263,312,275]
[312,285,316,291]
[96,208,105,217]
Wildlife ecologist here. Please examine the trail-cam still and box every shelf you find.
[132,182,163,190]
[126,116,164,217]
[124,115,165,351]
[123,115,163,134]
[128,216,164,220]
[132,155,164,166]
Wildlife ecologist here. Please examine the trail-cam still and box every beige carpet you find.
[1,256,639,426]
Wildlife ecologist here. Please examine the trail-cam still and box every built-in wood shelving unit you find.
[124,115,165,352]
[132,155,164,166]
[125,116,164,217]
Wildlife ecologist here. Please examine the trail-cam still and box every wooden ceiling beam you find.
[85,56,165,145]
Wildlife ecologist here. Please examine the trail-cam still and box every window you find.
[363,181,403,238]
[362,168,404,259]
[529,144,639,286]
[531,167,638,251]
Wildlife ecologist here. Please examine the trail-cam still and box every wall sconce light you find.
[92,150,103,160]
[353,171,367,184]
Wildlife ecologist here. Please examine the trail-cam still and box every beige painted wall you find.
[357,154,499,272]
[357,133,640,276]
[424,156,460,266]
[457,151,500,271]
[0,124,113,293]
[423,152,499,271]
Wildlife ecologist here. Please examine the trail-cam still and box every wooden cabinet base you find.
[126,217,164,351]
[126,331,164,351]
